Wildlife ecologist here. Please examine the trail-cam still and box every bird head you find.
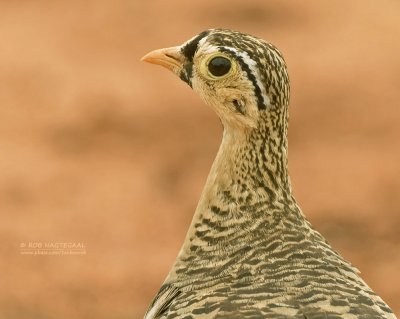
[142,29,290,132]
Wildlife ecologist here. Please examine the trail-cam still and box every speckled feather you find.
[144,29,396,319]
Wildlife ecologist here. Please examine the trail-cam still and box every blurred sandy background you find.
[0,1,399,318]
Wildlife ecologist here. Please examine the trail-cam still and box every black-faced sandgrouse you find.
[141,29,396,319]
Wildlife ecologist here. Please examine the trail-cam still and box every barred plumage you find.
[141,29,396,319]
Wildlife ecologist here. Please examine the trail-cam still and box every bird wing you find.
[144,283,181,319]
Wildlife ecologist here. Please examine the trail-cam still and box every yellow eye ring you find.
[199,53,237,80]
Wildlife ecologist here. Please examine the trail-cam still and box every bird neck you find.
[208,112,292,199]
[196,108,295,227]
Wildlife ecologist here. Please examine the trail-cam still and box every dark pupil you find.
[208,56,231,77]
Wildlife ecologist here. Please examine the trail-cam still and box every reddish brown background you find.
[0,1,399,318]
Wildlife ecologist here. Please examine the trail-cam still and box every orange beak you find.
[141,46,184,74]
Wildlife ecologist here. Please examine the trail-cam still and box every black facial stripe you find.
[180,30,211,87]
[180,63,193,87]
[181,30,210,62]
[218,46,266,110]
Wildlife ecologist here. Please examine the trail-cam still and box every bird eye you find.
[208,56,231,77]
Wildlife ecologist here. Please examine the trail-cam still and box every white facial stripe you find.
[196,42,217,56]
[197,35,209,48]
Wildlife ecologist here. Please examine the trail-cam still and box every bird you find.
[141,29,397,319]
